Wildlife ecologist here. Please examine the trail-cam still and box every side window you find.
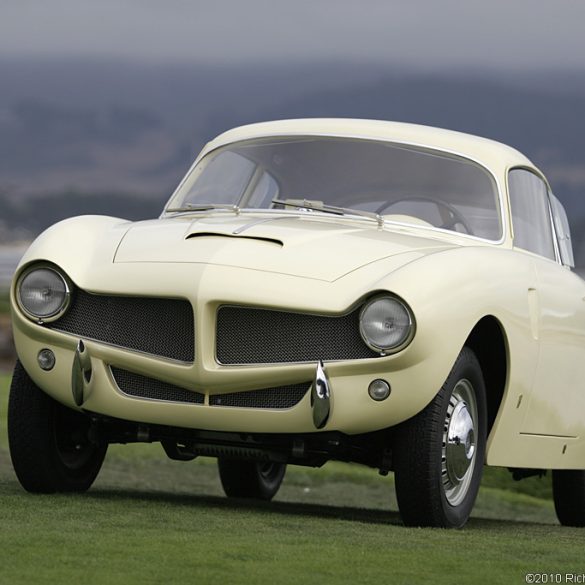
[550,194,575,268]
[508,169,556,261]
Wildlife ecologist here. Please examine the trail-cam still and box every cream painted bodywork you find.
[10,119,585,471]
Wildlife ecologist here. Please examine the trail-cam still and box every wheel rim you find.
[54,426,97,470]
[442,379,478,506]
[52,405,98,471]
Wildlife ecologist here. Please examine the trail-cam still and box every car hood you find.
[113,215,453,282]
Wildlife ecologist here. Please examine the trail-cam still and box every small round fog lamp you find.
[38,349,56,371]
[368,379,391,401]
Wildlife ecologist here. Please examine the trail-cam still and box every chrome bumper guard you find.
[311,360,331,429]
[72,340,92,406]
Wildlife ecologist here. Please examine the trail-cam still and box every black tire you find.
[552,470,585,527]
[217,459,286,501]
[393,347,487,528]
[8,360,107,493]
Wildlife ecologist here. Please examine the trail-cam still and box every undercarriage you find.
[88,413,395,473]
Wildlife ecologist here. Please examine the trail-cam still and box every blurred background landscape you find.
[2,61,585,273]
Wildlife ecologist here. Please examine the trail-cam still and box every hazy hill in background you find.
[1,58,585,262]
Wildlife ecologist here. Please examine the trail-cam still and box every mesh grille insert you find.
[111,367,204,404]
[216,305,378,364]
[48,290,194,362]
[210,383,310,409]
[112,367,308,409]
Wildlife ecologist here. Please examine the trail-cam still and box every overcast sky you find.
[2,0,585,72]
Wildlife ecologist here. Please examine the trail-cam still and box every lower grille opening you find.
[209,383,310,409]
[111,367,204,405]
[111,367,310,410]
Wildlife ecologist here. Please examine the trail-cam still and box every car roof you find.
[202,118,535,173]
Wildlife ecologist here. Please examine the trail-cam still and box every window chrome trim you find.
[546,194,562,265]
[507,165,561,264]
[549,193,575,269]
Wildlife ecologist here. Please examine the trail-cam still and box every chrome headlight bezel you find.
[359,294,415,355]
[16,264,72,323]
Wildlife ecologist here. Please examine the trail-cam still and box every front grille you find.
[210,383,310,409]
[111,367,204,404]
[216,305,378,364]
[48,290,194,362]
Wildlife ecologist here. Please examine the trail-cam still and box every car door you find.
[510,169,585,438]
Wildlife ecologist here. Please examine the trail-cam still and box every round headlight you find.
[17,266,71,321]
[359,295,414,354]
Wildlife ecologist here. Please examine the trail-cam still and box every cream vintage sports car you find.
[7,119,585,528]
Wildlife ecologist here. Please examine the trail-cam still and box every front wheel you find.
[393,347,487,528]
[217,459,286,501]
[552,470,585,527]
[8,360,107,493]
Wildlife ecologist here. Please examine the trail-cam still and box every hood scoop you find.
[185,232,283,248]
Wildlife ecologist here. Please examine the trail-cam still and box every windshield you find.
[167,136,502,240]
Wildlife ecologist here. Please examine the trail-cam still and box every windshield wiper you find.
[272,198,384,227]
[166,203,241,214]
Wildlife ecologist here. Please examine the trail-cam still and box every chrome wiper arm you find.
[272,198,344,216]
[326,204,384,227]
[166,203,241,214]
[272,198,383,227]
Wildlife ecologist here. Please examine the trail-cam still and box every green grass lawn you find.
[0,374,582,584]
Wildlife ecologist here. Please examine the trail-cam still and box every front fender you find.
[14,215,130,291]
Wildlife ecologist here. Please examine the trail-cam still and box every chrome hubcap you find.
[442,379,478,506]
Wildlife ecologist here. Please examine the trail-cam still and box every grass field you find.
[0,373,583,584]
